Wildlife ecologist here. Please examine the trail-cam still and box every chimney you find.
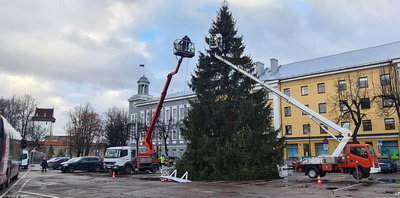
[255,62,265,77]
[270,58,279,75]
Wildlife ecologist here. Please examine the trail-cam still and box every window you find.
[131,114,137,123]
[146,110,151,125]
[172,130,177,140]
[285,125,292,135]
[120,150,128,157]
[385,118,395,130]
[303,124,310,135]
[317,83,325,93]
[318,103,326,113]
[350,147,368,159]
[338,80,346,90]
[358,77,368,88]
[360,98,370,109]
[362,120,372,131]
[172,107,177,122]
[383,97,394,107]
[341,122,350,130]
[287,144,299,158]
[340,100,348,111]
[315,143,329,155]
[179,106,184,121]
[165,108,170,122]
[284,107,291,116]
[284,88,290,97]
[320,125,328,134]
[301,86,308,96]
[140,112,145,123]
[302,105,309,115]
[380,74,390,86]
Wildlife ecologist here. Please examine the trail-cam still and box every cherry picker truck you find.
[104,36,195,174]
[206,33,380,180]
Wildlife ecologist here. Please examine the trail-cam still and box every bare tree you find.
[373,64,400,126]
[0,94,22,129]
[26,122,47,149]
[104,107,129,147]
[329,74,373,143]
[18,94,39,139]
[66,103,103,157]
[0,94,38,139]
[156,119,174,156]
[132,121,147,155]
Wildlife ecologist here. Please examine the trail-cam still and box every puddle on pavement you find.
[325,187,338,190]
[139,177,162,181]
[376,179,400,184]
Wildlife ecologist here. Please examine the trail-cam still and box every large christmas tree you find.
[177,3,285,181]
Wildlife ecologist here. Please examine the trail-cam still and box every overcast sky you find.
[1,0,400,135]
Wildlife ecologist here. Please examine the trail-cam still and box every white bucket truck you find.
[104,146,137,174]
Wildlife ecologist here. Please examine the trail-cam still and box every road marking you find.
[332,183,364,192]
[0,169,31,198]
[394,192,400,196]
[19,190,59,198]
[18,178,32,192]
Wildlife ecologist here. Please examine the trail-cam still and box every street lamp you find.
[308,123,311,157]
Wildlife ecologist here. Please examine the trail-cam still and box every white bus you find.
[0,115,22,189]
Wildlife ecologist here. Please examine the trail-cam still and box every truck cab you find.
[104,146,136,174]
[343,144,380,176]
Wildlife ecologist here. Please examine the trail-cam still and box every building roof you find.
[32,108,56,122]
[260,41,400,81]
[135,90,195,105]
[137,75,150,84]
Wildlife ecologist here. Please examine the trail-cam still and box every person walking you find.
[40,156,48,172]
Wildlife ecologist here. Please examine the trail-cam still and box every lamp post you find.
[307,123,311,157]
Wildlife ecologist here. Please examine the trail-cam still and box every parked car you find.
[60,156,103,173]
[47,157,69,169]
[378,156,398,173]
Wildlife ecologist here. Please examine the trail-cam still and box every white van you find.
[21,150,29,169]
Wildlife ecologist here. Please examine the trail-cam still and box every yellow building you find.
[260,42,400,161]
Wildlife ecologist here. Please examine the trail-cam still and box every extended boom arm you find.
[142,36,194,154]
[212,54,352,157]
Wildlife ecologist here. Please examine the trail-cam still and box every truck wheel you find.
[363,172,370,178]
[124,165,132,174]
[307,168,318,179]
[352,169,365,180]
[151,164,159,173]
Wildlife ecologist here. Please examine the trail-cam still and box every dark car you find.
[60,156,103,173]
[47,157,69,169]
[378,156,398,173]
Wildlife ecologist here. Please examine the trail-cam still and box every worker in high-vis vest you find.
[159,154,166,164]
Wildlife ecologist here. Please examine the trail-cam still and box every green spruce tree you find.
[177,3,285,181]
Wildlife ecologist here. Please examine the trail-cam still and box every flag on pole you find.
[139,64,145,67]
